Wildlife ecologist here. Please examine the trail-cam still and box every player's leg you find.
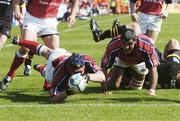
[146,30,159,42]
[0,46,28,90]
[0,19,12,49]
[89,18,102,42]
[42,34,60,49]
[11,37,52,91]
[39,18,60,91]
[129,62,149,90]
[90,18,123,42]
[0,34,8,49]
[129,69,146,90]
[107,65,124,89]
[12,36,52,59]
[24,51,33,76]
[33,64,52,91]
[21,18,38,76]
[163,39,180,61]
[146,14,162,42]
[0,19,28,90]
[126,22,141,35]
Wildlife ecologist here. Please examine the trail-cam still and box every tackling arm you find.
[13,0,23,21]
[88,71,106,83]
[67,0,80,28]
[147,66,158,96]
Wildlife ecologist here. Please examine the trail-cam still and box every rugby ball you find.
[68,73,87,93]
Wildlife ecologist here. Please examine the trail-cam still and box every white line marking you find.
[62,15,128,33]
[0,103,179,108]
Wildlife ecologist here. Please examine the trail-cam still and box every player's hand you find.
[160,11,168,19]
[67,15,76,28]
[104,91,112,95]
[82,74,90,83]
[131,13,139,23]
[147,89,156,96]
[14,12,23,21]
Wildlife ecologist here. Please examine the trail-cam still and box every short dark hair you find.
[68,53,85,68]
[121,28,136,42]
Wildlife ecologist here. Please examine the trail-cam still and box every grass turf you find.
[0,14,180,121]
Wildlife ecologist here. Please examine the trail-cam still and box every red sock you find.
[36,65,46,76]
[43,80,52,91]
[19,39,42,55]
[7,54,25,79]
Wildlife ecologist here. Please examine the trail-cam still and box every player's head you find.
[121,28,136,54]
[67,53,85,75]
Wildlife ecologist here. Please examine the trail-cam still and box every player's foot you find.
[90,18,102,42]
[33,64,44,72]
[33,64,46,77]
[11,36,20,45]
[24,65,31,76]
[112,19,121,28]
[0,76,11,91]
[43,80,52,91]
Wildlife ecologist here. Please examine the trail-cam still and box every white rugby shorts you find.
[139,12,162,33]
[23,12,59,37]
[114,57,149,75]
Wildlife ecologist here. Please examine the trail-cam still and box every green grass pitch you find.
[0,14,180,121]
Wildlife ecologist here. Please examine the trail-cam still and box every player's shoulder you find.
[136,34,154,47]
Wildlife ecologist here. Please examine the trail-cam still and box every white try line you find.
[0,103,180,108]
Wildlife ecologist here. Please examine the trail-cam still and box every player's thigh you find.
[38,17,59,37]
[148,16,162,32]
[146,30,159,42]
[42,34,60,49]
[139,12,149,34]
[18,46,30,56]
[0,19,12,38]
[130,62,148,77]
[22,29,37,40]
[0,34,8,48]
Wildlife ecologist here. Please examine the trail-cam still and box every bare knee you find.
[127,22,141,35]
[18,46,29,55]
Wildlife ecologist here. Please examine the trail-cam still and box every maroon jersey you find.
[27,0,62,18]
[101,34,160,69]
[130,0,172,15]
[50,54,101,96]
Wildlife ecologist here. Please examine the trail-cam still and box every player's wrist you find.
[83,74,90,82]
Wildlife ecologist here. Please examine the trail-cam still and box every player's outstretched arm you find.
[88,71,106,83]
[147,67,158,96]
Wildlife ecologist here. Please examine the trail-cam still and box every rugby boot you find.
[24,64,32,76]
[11,36,20,45]
[0,76,12,91]
[112,18,121,28]
[90,18,102,42]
